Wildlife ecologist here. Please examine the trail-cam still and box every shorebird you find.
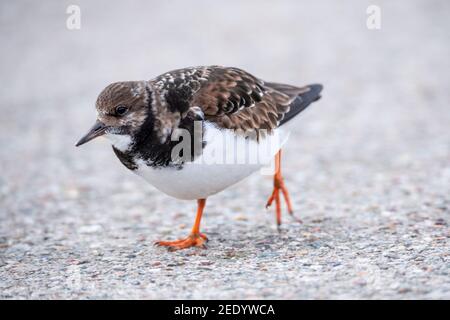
[76,66,322,250]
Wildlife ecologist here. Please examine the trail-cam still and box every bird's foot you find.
[266,176,302,226]
[155,233,208,251]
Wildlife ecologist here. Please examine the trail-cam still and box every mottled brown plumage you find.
[192,67,296,131]
[91,66,321,142]
[149,66,320,140]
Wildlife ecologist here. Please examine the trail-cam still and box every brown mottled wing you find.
[191,67,297,131]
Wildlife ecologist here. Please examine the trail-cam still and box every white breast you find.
[133,123,289,200]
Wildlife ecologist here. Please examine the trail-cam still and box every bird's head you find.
[76,81,152,150]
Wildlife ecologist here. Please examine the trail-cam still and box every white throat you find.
[105,133,133,152]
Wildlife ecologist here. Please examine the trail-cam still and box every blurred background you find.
[0,0,449,299]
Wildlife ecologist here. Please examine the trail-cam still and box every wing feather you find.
[192,66,297,131]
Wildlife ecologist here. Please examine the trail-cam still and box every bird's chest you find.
[110,123,288,200]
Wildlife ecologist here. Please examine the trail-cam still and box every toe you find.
[155,233,207,251]
[154,239,185,246]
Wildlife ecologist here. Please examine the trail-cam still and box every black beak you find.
[75,120,108,147]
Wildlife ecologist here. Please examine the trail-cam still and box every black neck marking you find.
[112,146,138,170]
[112,84,205,170]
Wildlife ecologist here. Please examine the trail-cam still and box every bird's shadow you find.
[152,215,336,260]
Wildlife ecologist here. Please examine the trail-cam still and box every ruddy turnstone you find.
[76,66,322,250]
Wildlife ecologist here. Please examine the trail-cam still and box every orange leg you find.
[266,150,301,226]
[155,199,208,251]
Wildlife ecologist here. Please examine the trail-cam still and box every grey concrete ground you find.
[0,1,449,299]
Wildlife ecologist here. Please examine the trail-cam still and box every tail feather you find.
[267,83,322,126]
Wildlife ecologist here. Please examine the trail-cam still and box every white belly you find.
[108,122,290,200]
[135,161,262,200]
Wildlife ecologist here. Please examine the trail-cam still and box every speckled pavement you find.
[0,1,449,299]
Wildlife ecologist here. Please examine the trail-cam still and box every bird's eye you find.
[115,105,128,116]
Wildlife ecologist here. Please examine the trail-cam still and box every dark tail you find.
[266,82,323,126]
